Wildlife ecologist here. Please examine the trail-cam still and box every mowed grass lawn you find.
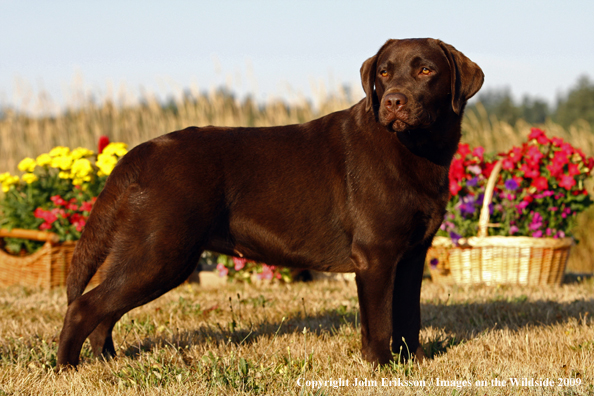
[0,276,592,395]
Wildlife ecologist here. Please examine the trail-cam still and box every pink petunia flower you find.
[233,257,247,271]
[257,264,276,280]
[216,263,229,277]
[472,146,484,160]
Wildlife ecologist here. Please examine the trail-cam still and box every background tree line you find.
[466,75,594,128]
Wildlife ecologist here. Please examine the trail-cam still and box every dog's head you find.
[360,38,484,132]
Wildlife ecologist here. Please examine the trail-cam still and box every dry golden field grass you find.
[1,87,594,273]
[0,278,591,395]
[1,87,593,395]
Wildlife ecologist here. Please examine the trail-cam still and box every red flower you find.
[34,208,45,219]
[508,147,523,164]
[458,143,471,157]
[531,176,548,191]
[525,145,544,164]
[552,150,569,166]
[520,163,540,178]
[528,128,549,145]
[559,174,576,190]
[482,162,496,178]
[567,163,580,176]
[559,142,573,157]
[50,195,67,206]
[449,158,465,183]
[80,201,93,212]
[39,222,52,231]
[547,161,564,178]
[70,213,87,232]
[449,180,462,196]
[67,198,78,211]
[34,208,58,224]
[98,136,110,154]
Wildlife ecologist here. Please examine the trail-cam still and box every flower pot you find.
[0,229,103,288]
[428,160,573,286]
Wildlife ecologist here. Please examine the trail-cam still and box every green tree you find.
[520,96,549,124]
[467,88,521,124]
[554,75,594,128]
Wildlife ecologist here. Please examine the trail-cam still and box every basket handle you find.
[0,228,60,244]
[477,160,503,238]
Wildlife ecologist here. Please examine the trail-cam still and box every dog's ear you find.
[438,41,484,115]
[360,54,378,112]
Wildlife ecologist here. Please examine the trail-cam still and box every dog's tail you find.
[66,148,143,305]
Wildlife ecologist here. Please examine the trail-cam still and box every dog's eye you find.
[379,70,388,77]
[420,67,432,75]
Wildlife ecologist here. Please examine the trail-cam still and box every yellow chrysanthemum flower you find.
[36,153,52,167]
[102,142,128,157]
[70,158,93,185]
[96,153,118,176]
[1,174,20,192]
[18,157,36,173]
[71,147,94,160]
[22,173,39,184]
[58,171,71,179]
[71,158,93,176]
[51,155,74,171]
[49,146,70,157]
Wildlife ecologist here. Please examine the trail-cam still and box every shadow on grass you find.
[114,292,594,364]
[420,295,594,358]
[118,304,361,361]
[106,278,594,359]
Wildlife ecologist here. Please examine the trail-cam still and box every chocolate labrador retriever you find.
[57,38,483,367]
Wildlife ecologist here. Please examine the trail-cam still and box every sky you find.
[1,0,593,114]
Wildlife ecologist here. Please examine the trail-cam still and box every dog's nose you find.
[384,93,408,111]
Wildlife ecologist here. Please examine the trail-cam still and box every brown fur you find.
[57,38,483,367]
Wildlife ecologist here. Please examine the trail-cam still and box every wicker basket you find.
[0,229,102,288]
[427,160,573,286]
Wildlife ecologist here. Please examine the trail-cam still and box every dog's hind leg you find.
[88,312,123,358]
[58,230,204,367]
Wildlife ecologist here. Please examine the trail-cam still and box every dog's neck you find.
[394,111,463,168]
[351,99,462,168]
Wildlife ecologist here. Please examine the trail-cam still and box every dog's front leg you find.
[353,247,399,366]
[391,242,430,362]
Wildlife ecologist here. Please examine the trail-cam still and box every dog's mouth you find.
[389,118,412,132]
[381,109,433,133]
[380,113,414,132]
